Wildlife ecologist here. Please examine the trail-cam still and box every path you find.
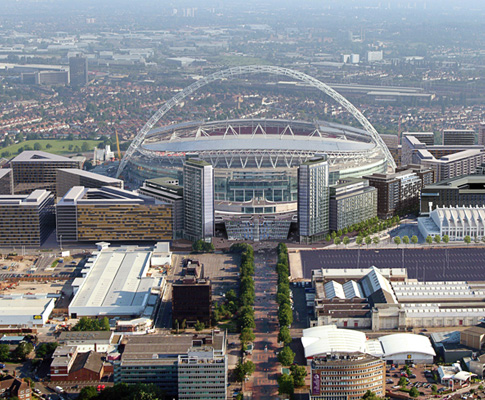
[245,249,279,399]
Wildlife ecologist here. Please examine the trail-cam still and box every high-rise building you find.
[69,56,88,86]
[139,178,184,239]
[56,186,172,242]
[0,169,13,195]
[298,156,329,243]
[11,151,82,195]
[442,129,476,146]
[329,178,377,232]
[0,190,54,246]
[183,159,214,242]
[56,168,124,198]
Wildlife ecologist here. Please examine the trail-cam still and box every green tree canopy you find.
[278,345,295,366]
[402,235,410,245]
[411,235,418,245]
[278,326,292,345]
[290,364,307,387]
[277,373,294,395]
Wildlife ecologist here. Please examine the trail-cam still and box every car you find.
[386,379,393,384]
[409,374,417,379]
[393,373,399,378]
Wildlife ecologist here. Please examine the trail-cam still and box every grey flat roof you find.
[0,189,51,205]
[423,175,485,190]
[143,134,374,153]
[58,186,158,206]
[0,169,11,179]
[58,168,122,184]
[11,151,77,163]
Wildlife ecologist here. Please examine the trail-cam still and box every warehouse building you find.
[0,294,55,327]
[68,244,165,318]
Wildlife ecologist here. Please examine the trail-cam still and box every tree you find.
[78,386,98,400]
[235,360,255,382]
[434,234,441,244]
[35,342,58,359]
[81,142,90,152]
[411,235,418,246]
[194,320,205,331]
[181,319,186,330]
[394,236,401,247]
[333,237,341,246]
[331,231,337,239]
[426,235,433,245]
[240,327,255,344]
[343,236,350,247]
[362,390,381,400]
[278,303,293,327]
[365,236,372,247]
[464,235,472,245]
[337,229,343,237]
[13,342,33,361]
[0,343,9,361]
[373,236,380,246]
[277,373,294,395]
[278,345,295,366]
[33,142,42,150]
[409,387,419,398]
[431,384,437,393]
[356,236,363,246]
[325,233,331,242]
[46,143,52,149]
[402,235,410,245]
[290,364,307,387]
[398,376,407,387]
[278,326,292,345]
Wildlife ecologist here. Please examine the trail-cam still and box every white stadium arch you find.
[116,65,396,178]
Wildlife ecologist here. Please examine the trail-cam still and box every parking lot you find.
[300,247,485,281]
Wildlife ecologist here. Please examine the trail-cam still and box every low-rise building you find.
[0,294,55,327]
[50,346,106,382]
[0,375,31,400]
[58,331,117,353]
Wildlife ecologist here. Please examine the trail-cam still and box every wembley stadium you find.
[117,66,395,240]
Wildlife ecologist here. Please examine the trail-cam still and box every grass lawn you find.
[0,139,102,157]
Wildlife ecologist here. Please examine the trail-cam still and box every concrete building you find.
[0,169,13,195]
[329,178,377,232]
[460,325,485,351]
[0,190,54,246]
[114,332,227,399]
[69,55,88,86]
[479,123,485,146]
[138,177,184,239]
[363,170,422,218]
[56,186,172,243]
[0,294,55,327]
[11,151,82,195]
[418,206,485,241]
[58,331,117,353]
[35,70,69,85]
[56,169,123,198]
[298,156,329,243]
[183,159,214,242]
[367,50,383,63]
[421,175,485,214]
[403,132,435,146]
[68,244,164,318]
[443,129,476,146]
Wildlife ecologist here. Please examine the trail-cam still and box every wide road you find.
[245,248,279,399]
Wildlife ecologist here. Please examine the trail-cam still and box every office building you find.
[172,259,212,327]
[418,206,485,241]
[442,129,475,146]
[35,70,69,85]
[298,156,329,243]
[329,178,377,232]
[183,159,214,242]
[0,169,13,195]
[69,56,88,86]
[403,132,435,146]
[367,50,383,63]
[114,332,227,399]
[0,190,54,246]
[363,170,422,218]
[479,123,485,146]
[56,168,124,198]
[69,244,164,318]
[420,175,485,214]
[56,186,172,243]
[138,177,184,239]
[11,151,82,195]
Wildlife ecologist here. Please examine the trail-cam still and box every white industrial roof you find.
[69,247,160,316]
[301,325,367,358]
[0,295,55,318]
[378,333,436,357]
[453,371,476,381]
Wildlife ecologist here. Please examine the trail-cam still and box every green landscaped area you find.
[0,139,102,157]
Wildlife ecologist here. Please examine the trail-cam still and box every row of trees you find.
[78,383,166,400]
[192,239,215,253]
[72,316,111,331]
[0,342,34,362]
[275,243,307,397]
[325,216,401,242]
[229,243,256,383]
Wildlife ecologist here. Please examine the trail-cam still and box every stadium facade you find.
[118,66,394,241]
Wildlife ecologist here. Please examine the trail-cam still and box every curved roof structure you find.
[301,325,367,358]
[117,65,396,178]
[378,333,436,357]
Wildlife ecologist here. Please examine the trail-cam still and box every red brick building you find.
[0,376,31,400]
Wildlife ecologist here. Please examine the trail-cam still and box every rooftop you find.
[11,150,77,163]
[58,168,123,184]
